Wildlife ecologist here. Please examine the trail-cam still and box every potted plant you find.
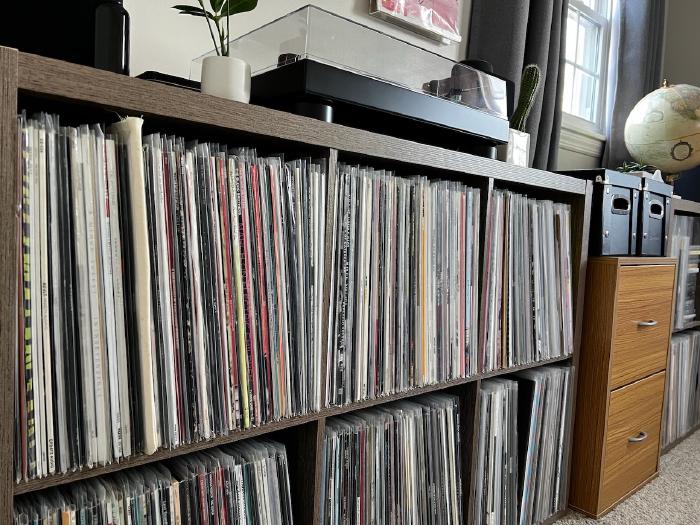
[173,0,258,102]
[497,64,541,167]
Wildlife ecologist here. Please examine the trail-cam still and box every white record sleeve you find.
[109,117,159,454]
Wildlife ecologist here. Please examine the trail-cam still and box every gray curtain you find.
[603,0,666,169]
[468,0,569,170]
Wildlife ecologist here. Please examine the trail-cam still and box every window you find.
[562,0,613,133]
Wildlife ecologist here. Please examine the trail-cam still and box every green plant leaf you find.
[173,4,216,19]
[209,0,225,12]
[173,4,204,13]
[220,0,257,16]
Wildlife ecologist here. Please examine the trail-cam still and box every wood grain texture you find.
[0,46,18,525]
[610,264,675,389]
[568,259,619,513]
[457,381,479,523]
[570,471,659,519]
[311,418,327,525]
[595,256,676,266]
[13,354,572,496]
[275,418,326,524]
[600,372,666,513]
[12,50,589,195]
[560,180,592,507]
[569,258,674,517]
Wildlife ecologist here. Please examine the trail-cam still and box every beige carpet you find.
[556,430,700,524]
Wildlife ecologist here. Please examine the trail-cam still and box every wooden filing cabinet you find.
[569,257,676,517]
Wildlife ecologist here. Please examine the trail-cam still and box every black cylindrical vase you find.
[94,0,130,75]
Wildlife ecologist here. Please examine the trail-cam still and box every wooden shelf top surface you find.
[14,354,571,496]
[672,197,700,216]
[673,320,700,333]
[591,256,677,266]
[8,49,589,195]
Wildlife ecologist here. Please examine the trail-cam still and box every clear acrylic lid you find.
[191,5,508,119]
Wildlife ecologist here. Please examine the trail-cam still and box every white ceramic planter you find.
[497,128,531,167]
[200,55,251,103]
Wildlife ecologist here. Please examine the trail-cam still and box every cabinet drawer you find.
[610,265,674,389]
[600,372,665,512]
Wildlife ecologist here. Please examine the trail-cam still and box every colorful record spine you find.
[20,116,36,479]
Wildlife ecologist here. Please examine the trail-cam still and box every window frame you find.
[563,0,613,136]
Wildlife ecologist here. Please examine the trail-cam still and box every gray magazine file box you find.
[637,176,672,256]
[558,169,640,256]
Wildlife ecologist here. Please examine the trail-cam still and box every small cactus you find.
[511,64,542,133]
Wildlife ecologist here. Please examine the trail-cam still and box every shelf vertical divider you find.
[0,46,19,525]
[276,416,327,524]
[320,148,338,410]
[560,180,593,507]
[459,379,481,522]
[467,176,493,521]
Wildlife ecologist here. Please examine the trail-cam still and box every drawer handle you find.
[628,431,648,443]
[637,320,658,327]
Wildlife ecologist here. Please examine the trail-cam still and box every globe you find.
[624,83,700,173]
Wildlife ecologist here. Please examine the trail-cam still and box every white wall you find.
[556,117,606,170]
[557,146,601,170]
[125,0,472,78]
[662,0,700,87]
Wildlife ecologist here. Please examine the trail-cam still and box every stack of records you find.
[480,190,573,372]
[15,112,325,481]
[13,439,293,524]
[16,113,136,480]
[473,379,519,525]
[137,134,326,442]
[326,165,480,406]
[321,394,462,524]
[515,366,572,524]
[663,331,700,447]
[670,215,700,330]
[473,365,572,525]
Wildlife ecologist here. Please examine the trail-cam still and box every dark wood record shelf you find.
[0,46,593,524]
[14,354,572,496]
[15,52,587,195]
